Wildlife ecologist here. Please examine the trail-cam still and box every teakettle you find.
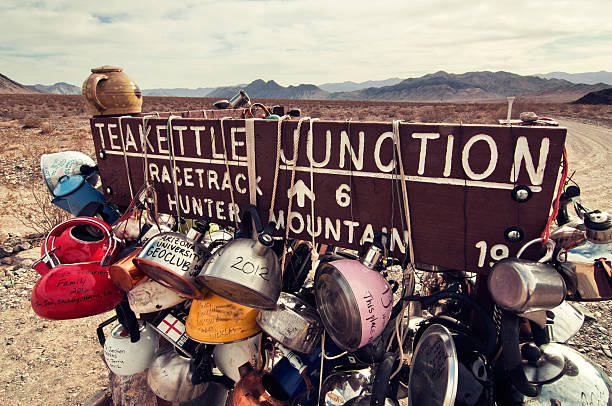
[198,205,282,309]
[127,277,187,314]
[40,151,98,194]
[82,65,142,116]
[133,221,211,299]
[186,289,261,344]
[30,217,123,320]
[314,237,393,351]
[103,321,159,376]
[33,216,118,275]
[147,346,209,402]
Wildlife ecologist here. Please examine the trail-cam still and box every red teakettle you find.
[33,216,117,275]
[31,217,123,320]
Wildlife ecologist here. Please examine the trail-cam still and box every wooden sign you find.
[90,115,566,274]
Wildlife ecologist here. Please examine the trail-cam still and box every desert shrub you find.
[9,184,71,236]
[21,115,43,128]
[40,121,55,134]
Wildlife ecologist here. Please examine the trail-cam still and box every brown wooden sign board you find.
[90,116,566,274]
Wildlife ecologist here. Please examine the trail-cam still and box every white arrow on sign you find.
[288,180,315,208]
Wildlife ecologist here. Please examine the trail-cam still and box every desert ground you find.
[0,94,610,405]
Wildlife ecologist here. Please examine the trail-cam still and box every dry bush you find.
[21,115,43,128]
[9,184,71,236]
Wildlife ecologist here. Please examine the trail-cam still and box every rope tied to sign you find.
[389,120,416,380]
[220,117,240,229]
[117,116,135,200]
[269,115,290,219]
[308,118,320,267]
[166,115,183,227]
[281,117,311,274]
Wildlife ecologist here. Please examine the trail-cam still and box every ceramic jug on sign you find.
[82,65,142,116]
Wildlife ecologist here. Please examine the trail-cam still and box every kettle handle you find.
[96,315,119,348]
[44,216,117,267]
[238,204,264,239]
[88,74,108,112]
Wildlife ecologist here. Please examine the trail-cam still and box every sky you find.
[1,0,611,89]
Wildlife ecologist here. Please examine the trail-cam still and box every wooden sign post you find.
[91,115,565,274]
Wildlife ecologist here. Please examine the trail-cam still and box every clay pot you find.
[82,65,142,116]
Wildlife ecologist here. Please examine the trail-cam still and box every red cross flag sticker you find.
[158,314,185,342]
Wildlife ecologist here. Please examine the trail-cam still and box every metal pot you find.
[314,240,393,351]
[51,174,105,217]
[186,289,261,344]
[213,333,263,382]
[198,205,281,309]
[127,277,187,314]
[256,292,323,354]
[320,368,374,406]
[133,221,211,299]
[147,346,209,402]
[103,321,159,376]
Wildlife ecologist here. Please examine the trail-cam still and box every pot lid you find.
[91,65,123,73]
[53,174,85,197]
[408,324,458,406]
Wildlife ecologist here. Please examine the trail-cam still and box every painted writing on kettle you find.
[91,117,566,273]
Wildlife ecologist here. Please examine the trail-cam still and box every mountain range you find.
[2,70,610,103]
[536,71,612,85]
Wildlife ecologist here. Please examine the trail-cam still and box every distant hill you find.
[0,73,40,94]
[328,71,606,102]
[207,79,329,100]
[573,88,612,105]
[536,71,612,85]
[319,78,403,93]
[142,87,216,97]
[26,82,81,95]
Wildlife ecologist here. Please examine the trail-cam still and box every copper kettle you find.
[227,363,288,406]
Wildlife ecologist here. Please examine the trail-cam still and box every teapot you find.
[82,65,142,116]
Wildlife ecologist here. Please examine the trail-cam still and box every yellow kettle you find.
[82,65,142,116]
[186,290,260,344]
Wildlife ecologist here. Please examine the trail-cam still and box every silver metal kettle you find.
[198,205,281,309]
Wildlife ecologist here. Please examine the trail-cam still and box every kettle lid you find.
[53,174,86,197]
[91,65,123,73]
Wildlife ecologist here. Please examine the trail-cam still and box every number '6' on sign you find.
[336,184,351,207]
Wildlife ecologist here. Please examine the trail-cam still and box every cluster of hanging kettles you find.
[30,150,406,405]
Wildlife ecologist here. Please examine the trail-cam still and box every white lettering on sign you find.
[230,127,247,161]
[156,125,169,154]
[307,129,331,167]
[510,136,550,186]
[124,125,138,152]
[475,240,510,268]
[374,132,395,172]
[167,193,240,221]
[288,180,315,208]
[210,126,224,160]
[97,122,554,198]
[108,124,121,150]
[443,134,454,177]
[191,126,205,156]
[174,125,188,155]
[339,130,364,170]
[336,184,351,207]
[95,123,106,149]
[461,134,498,180]
[412,133,440,175]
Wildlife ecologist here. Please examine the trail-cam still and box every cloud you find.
[0,0,611,87]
